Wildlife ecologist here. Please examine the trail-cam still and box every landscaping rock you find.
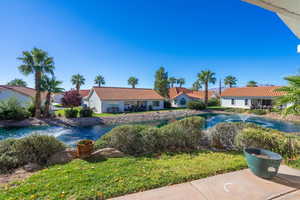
[23,163,42,172]
[47,149,76,165]
[91,148,125,158]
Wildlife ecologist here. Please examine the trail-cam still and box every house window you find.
[231,99,235,105]
[245,99,248,106]
[152,101,160,107]
[180,98,186,105]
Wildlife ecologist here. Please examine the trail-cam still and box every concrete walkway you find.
[110,165,300,200]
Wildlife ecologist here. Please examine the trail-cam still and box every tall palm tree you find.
[247,80,258,87]
[18,48,55,118]
[7,78,27,87]
[198,70,216,105]
[224,75,237,88]
[275,76,300,115]
[41,75,64,117]
[128,77,138,88]
[177,78,185,87]
[168,77,177,88]
[71,74,85,92]
[94,75,105,87]
[192,80,201,91]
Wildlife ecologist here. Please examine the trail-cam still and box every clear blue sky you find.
[0,0,299,90]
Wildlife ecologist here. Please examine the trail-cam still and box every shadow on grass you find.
[81,155,107,163]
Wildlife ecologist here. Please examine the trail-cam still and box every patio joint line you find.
[268,188,300,200]
[188,182,209,200]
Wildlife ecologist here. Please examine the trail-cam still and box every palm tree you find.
[71,74,85,92]
[224,75,237,88]
[177,78,185,87]
[94,75,105,87]
[275,76,300,115]
[7,78,27,87]
[168,77,177,88]
[41,75,64,117]
[198,70,216,105]
[192,80,202,91]
[128,77,138,88]
[247,80,258,87]
[18,48,55,118]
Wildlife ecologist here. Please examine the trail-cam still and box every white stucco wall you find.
[171,94,191,108]
[88,90,102,113]
[101,101,125,113]
[52,93,64,104]
[147,100,164,110]
[0,89,32,107]
[221,97,251,109]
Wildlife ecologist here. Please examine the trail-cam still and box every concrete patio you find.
[110,165,300,200]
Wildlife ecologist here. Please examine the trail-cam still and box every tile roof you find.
[221,86,286,97]
[79,89,90,97]
[0,85,47,100]
[168,87,215,100]
[92,87,164,101]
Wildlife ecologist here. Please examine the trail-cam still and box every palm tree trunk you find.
[133,85,135,88]
[76,84,80,93]
[45,92,51,117]
[35,71,42,118]
[205,82,208,105]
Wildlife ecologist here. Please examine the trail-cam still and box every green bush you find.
[235,128,300,159]
[79,107,93,117]
[225,108,247,113]
[95,116,205,155]
[64,108,79,118]
[13,134,66,165]
[208,98,220,107]
[0,98,30,120]
[0,139,21,173]
[248,109,267,115]
[187,100,206,110]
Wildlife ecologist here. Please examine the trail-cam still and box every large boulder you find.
[47,149,76,165]
[91,148,125,158]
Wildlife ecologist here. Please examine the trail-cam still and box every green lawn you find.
[0,151,247,200]
[287,159,300,169]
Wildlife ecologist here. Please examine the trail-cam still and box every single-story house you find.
[169,87,216,108]
[87,87,165,113]
[221,86,285,109]
[0,85,46,106]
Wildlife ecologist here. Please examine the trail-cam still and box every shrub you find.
[235,128,300,159]
[0,98,30,120]
[164,101,171,108]
[187,100,206,110]
[95,116,205,155]
[62,90,82,108]
[226,108,247,113]
[13,134,66,165]
[0,139,20,173]
[248,109,267,115]
[208,98,220,107]
[65,108,79,118]
[79,107,93,117]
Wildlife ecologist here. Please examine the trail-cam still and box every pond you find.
[1,113,300,146]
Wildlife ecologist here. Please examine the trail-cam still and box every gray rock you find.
[91,148,125,158]
[23,163,42,172]
[47,149,76,165]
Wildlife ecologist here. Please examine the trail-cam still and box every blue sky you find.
[0,0,299,90]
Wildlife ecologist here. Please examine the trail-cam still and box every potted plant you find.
[77,139,94,158]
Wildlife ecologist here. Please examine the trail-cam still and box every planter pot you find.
[244,148,282,179]
[77,140,94,158]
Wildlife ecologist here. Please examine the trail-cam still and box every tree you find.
[40,75,64,117]
[192,80,201,91]
[154,67,169,98]
[18,47,55,118]
[177,78,185,87]
[94,75,105,87]
[128,77,138,88]
[247,80,258,87]
[198,70,216,105]
[275,76,300,115]
[224,75,237,88]
[7,79,27,87]
[62,90,82,108]
[71,74,85,92]
[168,77,177,88]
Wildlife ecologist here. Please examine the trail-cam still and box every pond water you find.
[1,113,300,146]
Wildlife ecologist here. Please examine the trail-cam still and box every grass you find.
[287,158,300,169]
[55,107,188,118]
[0,151,247,200]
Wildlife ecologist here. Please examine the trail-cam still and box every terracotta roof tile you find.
[0,85,47,100]
[169,87,215,100]
[92,87,164,100]
[79,89,90,97]
[221,86,285,97]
